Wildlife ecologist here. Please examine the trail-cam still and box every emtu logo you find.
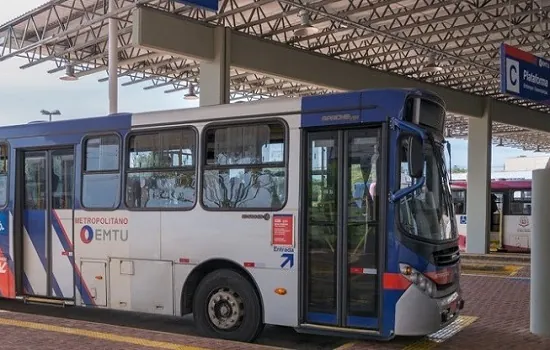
[80,225,94,244]
[506,58,520,94]
[518,216,529,228]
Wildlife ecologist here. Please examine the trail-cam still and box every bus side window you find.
[81,134,121,209]
[201,121,287,210]
[0,143,8,207]
[508,190,531,216]
[451,190,466,215]
[125,127,196,210]
[490,193,498,213]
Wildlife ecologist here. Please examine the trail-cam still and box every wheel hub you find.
[207,288,244,330]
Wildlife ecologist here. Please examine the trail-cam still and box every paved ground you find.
[0,258,544,350]
[346,266,543,349]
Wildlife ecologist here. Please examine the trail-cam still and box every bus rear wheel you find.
[193,269,264,342]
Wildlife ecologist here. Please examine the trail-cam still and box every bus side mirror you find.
[408,136,424,178]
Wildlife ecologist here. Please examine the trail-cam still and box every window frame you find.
[451,188,466,215]
[0,141,10,210]
[199,118,290,212]
[507,189,532,216]
[123,125,198,211]
[394,132,457,244]
[80,132,123,211]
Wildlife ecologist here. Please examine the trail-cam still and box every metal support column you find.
[108,0,119,114]
[199,26,230,106]
[465,98,492,254]
[531,167,550,336]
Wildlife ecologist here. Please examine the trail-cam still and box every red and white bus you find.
[451,179,532,253]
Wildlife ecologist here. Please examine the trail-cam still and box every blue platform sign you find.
[500,43,550,105]
[174,0,218,12]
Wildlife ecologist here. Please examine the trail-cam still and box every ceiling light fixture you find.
[59,64,78,81]
[294,10,319,37]
[184,84,199,100]
[421,53,443,73]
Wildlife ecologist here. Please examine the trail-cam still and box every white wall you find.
[504,156,550,171]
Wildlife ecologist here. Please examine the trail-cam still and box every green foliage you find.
[451,165,467,173]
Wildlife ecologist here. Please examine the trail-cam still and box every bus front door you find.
[301,127,382,331]
[17,148,75,300]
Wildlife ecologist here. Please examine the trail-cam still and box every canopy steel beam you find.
[132,6,549,133]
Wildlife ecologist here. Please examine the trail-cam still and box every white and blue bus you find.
[0,88,463,342]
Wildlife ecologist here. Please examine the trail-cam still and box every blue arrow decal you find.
[280,253,294,269]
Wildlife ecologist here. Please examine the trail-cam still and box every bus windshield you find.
[398,135,456,242]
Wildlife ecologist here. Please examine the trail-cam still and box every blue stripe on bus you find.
[22,272,34,295]
[346,316,378,329]
[381,289,403,336]
[23,210,64,297]
[382,126,400,337]
[306,313,379,328]
[50,212,95,306]
[0,113,132,140]
[301,91,362,112]
[300,88,414,128]
[307,312,337,324]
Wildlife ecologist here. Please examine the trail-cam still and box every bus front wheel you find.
[193,268,264,342]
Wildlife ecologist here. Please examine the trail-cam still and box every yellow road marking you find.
[461,273,530,281]
[508,266,522,276]
[0,317,206,349]
[462,264,523,277]
[333,342,356,350]
[503,265,523,276]
[402,339,438,350]
[402,315,478,350]
[0,317,286,350]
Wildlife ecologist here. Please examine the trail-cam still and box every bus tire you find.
[193,268,264,342]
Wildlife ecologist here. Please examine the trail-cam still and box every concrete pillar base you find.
[465,98,492,254]
[530,168,550,336]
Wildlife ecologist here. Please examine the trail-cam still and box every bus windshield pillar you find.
[199,26,231,107]
[465,98,492,254]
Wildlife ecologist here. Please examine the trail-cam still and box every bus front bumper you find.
[394,286,464,336]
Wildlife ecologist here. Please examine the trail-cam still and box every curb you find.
[460,253,530,263]
[461,264,521,272]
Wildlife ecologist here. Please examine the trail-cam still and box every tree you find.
[451,165,467,173]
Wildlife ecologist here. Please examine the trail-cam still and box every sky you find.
[1,1,548,169]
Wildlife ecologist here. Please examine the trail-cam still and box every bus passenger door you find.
[19,148,75,300]
[301,127,382,331]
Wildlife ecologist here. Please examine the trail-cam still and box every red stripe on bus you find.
[383,273,411,290]
[0,250,15,298]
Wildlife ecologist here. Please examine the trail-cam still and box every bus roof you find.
[0,88,442,141]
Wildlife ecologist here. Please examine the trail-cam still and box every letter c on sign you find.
[80,225,94,244]
[510,65,518,86]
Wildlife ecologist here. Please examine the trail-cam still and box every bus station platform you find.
[0,254,544,350]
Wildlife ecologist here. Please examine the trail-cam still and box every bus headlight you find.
[399,263,436,298]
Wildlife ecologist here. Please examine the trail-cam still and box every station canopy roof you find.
[1,0,550,151]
